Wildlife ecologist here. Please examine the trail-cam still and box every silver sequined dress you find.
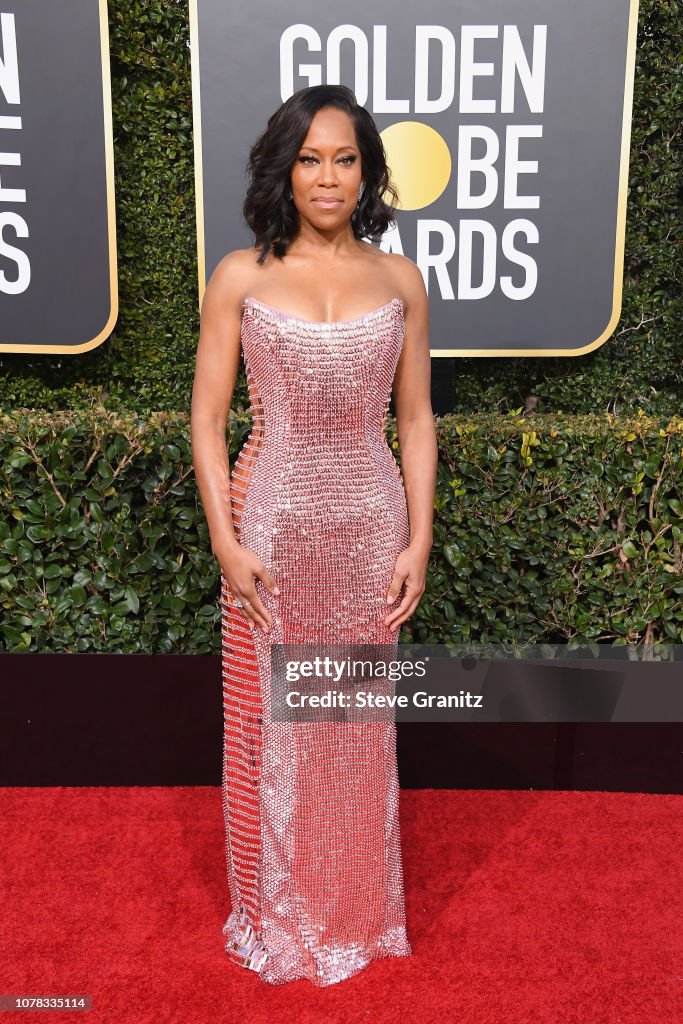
[220,294,412,986]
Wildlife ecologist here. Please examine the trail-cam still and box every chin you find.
[310,212,349,225]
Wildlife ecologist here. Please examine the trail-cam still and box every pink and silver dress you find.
[220,294,412,986]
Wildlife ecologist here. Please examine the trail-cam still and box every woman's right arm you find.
[190,252,244,560]
[190,251,275,632]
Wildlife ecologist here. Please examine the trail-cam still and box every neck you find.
[287,218,360,258]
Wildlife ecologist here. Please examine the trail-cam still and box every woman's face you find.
[289,107,363,231]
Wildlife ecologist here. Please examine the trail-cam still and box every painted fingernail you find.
[273,586,280,595]
[386,595,394,604]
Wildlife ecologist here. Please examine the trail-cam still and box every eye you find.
[338,155,357,166]
[298,155,317,165]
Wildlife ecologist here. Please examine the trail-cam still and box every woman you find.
[191,84,437,986]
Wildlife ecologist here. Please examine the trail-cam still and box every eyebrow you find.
[298,145,358,153]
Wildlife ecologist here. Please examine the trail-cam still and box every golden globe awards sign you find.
[190,0,639,356]
[0,1,116,354]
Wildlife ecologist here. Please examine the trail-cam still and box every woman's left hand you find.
[384,541,430,632]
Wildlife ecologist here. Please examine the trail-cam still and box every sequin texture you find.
[220,295,412,986]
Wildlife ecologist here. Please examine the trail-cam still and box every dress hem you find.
[222,904,412,987]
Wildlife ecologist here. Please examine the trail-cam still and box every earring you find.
[352,182,365,222]
[286,188,293,200]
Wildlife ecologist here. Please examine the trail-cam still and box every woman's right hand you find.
[215,543,279,633]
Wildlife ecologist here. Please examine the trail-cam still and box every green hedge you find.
[0,0,680,415]
[2,409,681,652]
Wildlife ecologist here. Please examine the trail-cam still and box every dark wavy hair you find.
[243,85,399,264]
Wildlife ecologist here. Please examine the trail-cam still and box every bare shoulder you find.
[377,250,428,315]
[203,246,263,313]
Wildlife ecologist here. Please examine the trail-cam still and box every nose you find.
[317,160,339,187]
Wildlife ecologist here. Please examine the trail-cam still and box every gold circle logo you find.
[380,121,452,211]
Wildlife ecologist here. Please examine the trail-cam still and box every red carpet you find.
[1,787,680,1023]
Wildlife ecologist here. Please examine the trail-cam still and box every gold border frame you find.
[0,0,118,355]
[189,0,206,313]
[189,0,639,357]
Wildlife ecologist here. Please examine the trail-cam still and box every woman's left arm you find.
[384,257,438,631]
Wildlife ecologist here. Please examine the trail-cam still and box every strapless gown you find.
[220,295,412,986]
